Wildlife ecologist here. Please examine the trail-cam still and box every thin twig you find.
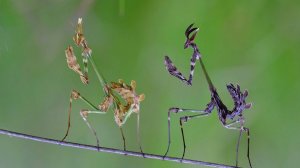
[0,129,238,168]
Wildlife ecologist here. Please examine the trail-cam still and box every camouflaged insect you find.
[164,23,252,168]
[97,79,145,127]
[62,18,145,153]
[113,80,145,126]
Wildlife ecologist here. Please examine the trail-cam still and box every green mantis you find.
[61,18,145,153]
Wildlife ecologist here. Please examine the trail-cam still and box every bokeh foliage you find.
[0,0,299,167]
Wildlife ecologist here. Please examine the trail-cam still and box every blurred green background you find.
[0,0,299,167]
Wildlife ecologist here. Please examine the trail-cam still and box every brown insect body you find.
[62,18,145,153]
[98,79,145,127]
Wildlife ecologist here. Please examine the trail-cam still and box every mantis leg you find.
[119,127,126,151]
[224,119,252,168]
[179,112,211,159]
[62,90,106,148]
[164,55,198,86]
[137,112,144,155]
[80,109,106,148]
[118,109,144,154]
[164,101,214,158]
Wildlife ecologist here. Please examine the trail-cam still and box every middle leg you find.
[179,112,211,159]
[136,112,145,156]
[119,127,126,151]
[61,89,106,148]
[164,101,214,158]
[223,119,252,168]
[80,109,106,148]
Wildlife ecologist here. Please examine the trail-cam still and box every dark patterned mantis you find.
[163,24,253,168]
[61,18,145,153]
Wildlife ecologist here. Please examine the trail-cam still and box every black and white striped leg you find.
[179,113,210,160]
[163,107,212,158]
[164,55,199,86]
[224,120,252,168]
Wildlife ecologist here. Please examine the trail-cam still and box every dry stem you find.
[0,129,238,168]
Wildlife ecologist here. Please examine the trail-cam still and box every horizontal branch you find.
[0,129,238,168]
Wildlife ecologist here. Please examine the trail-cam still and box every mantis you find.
[61,18,145,153]
[163,24,253,168]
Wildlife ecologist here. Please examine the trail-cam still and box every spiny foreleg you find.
[164,55,198,85]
